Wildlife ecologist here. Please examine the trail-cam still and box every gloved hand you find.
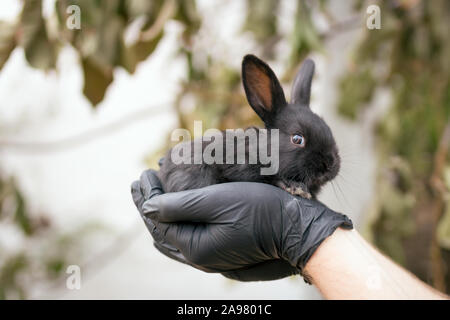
[131,169,353,282]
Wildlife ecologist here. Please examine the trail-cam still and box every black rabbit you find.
[158,54,340,199]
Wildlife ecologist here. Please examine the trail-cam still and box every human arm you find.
[303,227,449,299]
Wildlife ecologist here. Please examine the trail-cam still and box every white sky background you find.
[0,0,382,299]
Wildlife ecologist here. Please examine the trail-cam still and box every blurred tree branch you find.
[430,124,450,291]
[0,103,171,153]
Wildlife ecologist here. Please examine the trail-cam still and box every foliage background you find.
[0,0,448,298]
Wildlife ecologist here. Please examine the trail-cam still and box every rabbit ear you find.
[242,55,286,125]
[291,58,315,107]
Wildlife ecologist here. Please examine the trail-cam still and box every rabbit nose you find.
[325,153,337,168]
[322,152,340,177]
[330,152,340,170]
[334,152,341,166]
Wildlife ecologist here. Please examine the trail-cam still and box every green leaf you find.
[124,0,156,20]
[243,0,278,42]
[0,253,28,299]
[120,31,163,74]
[89,15,124,68]
[174,0,201,43]
[14,187,32,235]
[19,0,56,70]
[56,0,124,105]
[0,21,17,70]
[81,57,114,106]
[288,1,322,71]
[243,0,279,59]
[337,67,376,120]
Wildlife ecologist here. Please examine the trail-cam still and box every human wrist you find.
[286,200,353,274]
[302,227,350,279]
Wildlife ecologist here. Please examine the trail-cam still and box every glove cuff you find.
[284,200,353,283]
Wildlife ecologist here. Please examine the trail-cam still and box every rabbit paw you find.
[276,180,311,199]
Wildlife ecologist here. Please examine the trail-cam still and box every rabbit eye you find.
[291,134,306,147]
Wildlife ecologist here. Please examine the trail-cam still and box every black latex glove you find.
[131,169,353,282]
